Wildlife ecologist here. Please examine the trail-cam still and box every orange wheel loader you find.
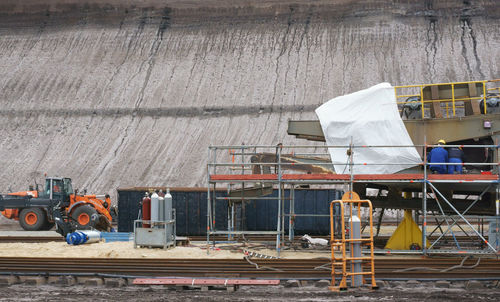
[0,177,115,237]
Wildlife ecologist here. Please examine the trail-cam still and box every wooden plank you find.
[133,278,280,285]
[464,82,481,115]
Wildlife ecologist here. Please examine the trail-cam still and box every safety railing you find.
[395,79,500,119]
[207,144,500,255]
[207,144,499,178]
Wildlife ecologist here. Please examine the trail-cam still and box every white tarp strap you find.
[315,83,421,174]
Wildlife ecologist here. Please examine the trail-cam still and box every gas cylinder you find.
[142,193,151,228]
[164,188,173,242]
[158,194,165,225]
[66,230,101,245]
[150,192,159,226]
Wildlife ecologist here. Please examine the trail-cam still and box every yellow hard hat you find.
[437,139,446,145]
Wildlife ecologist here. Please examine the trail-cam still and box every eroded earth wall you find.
[0,0,499,197]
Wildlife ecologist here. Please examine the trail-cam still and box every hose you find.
[244,256,284,272]
[393,256,481,273]
[440,256,481,272]
[313,262,332,271]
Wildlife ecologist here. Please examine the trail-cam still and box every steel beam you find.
[287,113,500,145]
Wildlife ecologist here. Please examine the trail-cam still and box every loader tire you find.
[71,205,97,230]
[19,208,47,231]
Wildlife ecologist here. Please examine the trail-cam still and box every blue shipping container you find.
[117,188,341,236]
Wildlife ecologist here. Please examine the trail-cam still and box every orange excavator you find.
[0,177,114,236]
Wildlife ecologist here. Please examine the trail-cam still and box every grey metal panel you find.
[134,227,175,248]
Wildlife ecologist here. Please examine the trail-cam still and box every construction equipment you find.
[0,177,114,237]
[288,79,500,147]
[287,79,500,214]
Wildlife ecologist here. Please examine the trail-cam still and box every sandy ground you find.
[0,240,333,259]
[0,220,489,259]
[0,238,450,260]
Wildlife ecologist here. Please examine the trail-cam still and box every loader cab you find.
[42,177,73,205]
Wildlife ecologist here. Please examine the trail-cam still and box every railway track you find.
[0,236,63,243]
[0,257,498,279]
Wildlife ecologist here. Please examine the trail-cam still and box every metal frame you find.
[329,196,377,291]
[395,79,500,118]
[207,143,499,256]
[134,209,176,249]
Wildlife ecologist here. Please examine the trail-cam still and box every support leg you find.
[375,208,384,237]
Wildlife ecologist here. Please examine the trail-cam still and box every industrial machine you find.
[205,80,500,255]
[0,177,114,236]
[284,80,500,214]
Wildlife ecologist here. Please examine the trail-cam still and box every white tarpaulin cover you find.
[315,83,421,174]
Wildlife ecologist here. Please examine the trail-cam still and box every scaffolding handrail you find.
[207,142,500,257]
[395,79,500,118]
[208,144,499,177]
[209,162,497,166]
[210,144,500,149]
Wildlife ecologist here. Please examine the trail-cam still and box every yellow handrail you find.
[395,79,499,118]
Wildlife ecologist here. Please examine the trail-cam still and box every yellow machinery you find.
[385,210,429,250]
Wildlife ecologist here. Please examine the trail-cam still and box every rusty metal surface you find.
[1,257,499,279]
[251,153,334,174]
[133,278,280,285]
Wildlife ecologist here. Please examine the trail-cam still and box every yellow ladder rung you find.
[345,272,374,276]
[345,257,374,261]
[343,238,373,242]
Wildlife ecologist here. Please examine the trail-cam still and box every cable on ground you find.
[244,256,284,272]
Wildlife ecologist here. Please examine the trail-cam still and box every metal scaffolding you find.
[206,143,499,256]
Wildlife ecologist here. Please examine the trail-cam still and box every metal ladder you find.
[329,191,378,292]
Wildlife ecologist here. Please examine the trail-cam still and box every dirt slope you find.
[0,0,498,197]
